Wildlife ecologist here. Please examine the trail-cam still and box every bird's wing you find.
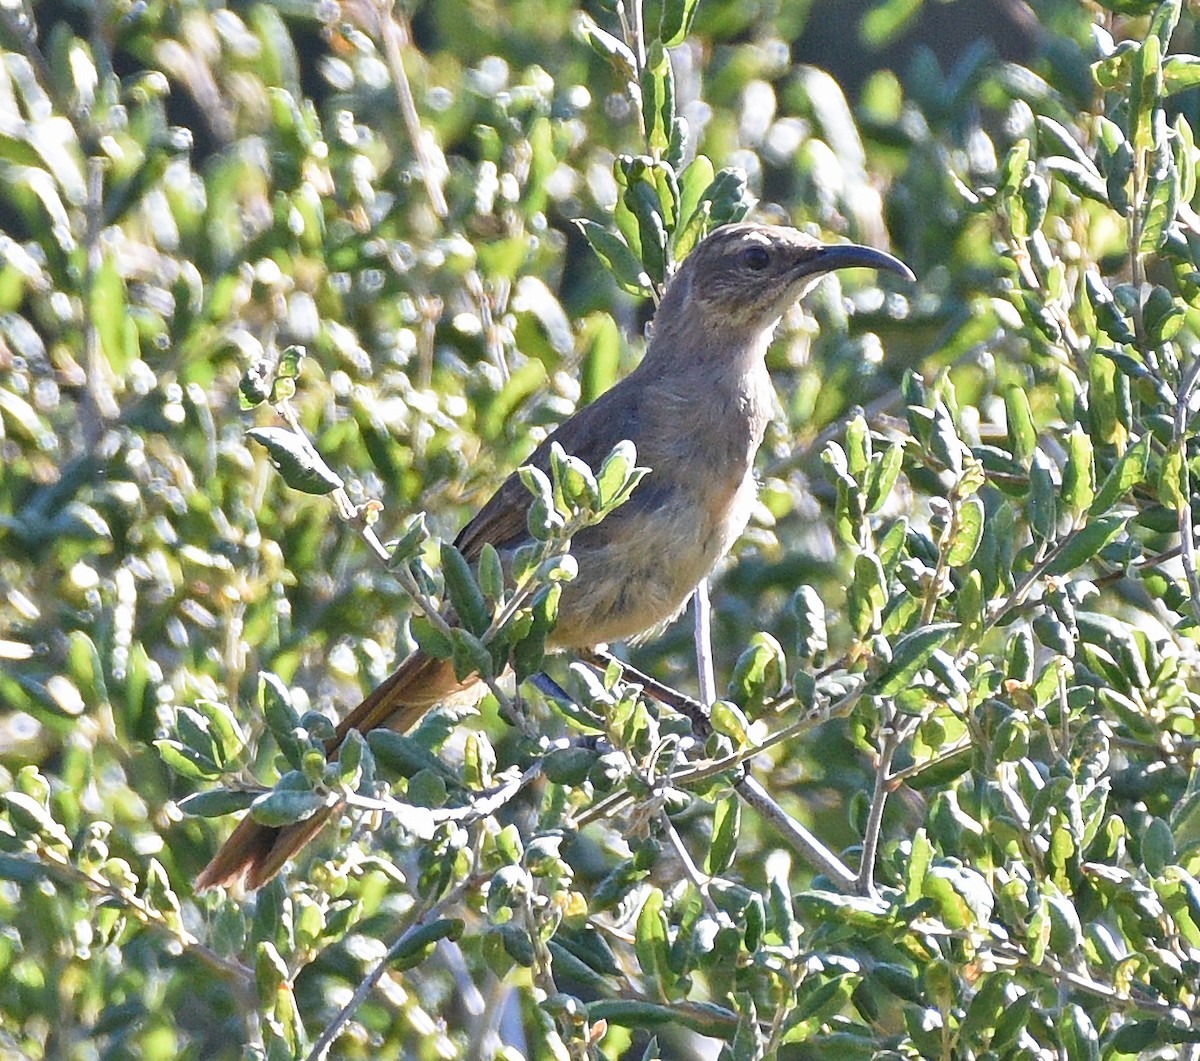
[453,376,644,562]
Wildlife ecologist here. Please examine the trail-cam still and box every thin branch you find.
[375,1,447,218]
[372,0,510,379]
[982,939,1187,1022]
[16,843,253,996]
[305,884,471,1061]
[1093,543,1182,588]
[659,810,720,916]
[580,649,861,890]
[1172,354,1200,625]
[581,647,714,737]
[692,580,717,706]
[856,721,904,897]
[734,776,858,892]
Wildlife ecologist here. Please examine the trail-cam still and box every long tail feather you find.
[195,650,474,890]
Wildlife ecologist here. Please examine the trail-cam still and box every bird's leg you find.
[578,647,713,738]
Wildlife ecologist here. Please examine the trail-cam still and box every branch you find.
[734,776,858,893]
[14,843,253,997]
[305,885,471,1061]
[856,720,905,897]
[692,580,718,707]
[1173,354,1200,626]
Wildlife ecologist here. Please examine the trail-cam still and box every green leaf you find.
[704,797,740,876]
[574,220,652,296]
[1164,54,1200,95]
[864,443,903,514]
[1003,385,1037,465]
[4,791,72,847]
[658,0,701,46]
[195,699,249,770]
[586,1000,737,1037]
[391,918,464,972]
[261,672,306,770]
[576,13,637,83]
[640,42,675,157]
[250,788,327,827]
[580,312,621,406]
[921,864,994,931]
[1130,35,1162,154]
[1060,1003,1099,1061]
[1044,516,1127,576]
[596,439,644,510]
[154,739,223,781]
[1027,449,1057,543]
[1062,428,1095,518]
[1158,442,1187,512]
[178,788,258,817]
[727,632,786,716]
[92,255,136,375]
[513,584,561,685]
[792,585,827,663]
[635,888,679,1001]
[1143,284,1184,343]
[869,623,959,697]
[246,427,344,495]
[478,543,505,604]
[625,179,668,286]
[946,498,984,567]
[677,155,715,232]
[440,542,490,637]
[1090,433,1151,514]
[845,416,871,478]
[1143,816,1174,876]
[1085,271,1136,345]
[1140,157,1178,255]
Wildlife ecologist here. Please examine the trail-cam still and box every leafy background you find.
[3,0,1200,1058]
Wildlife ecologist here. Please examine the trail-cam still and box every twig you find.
[856,721,904,897]
[982,938,1186,1022]
[669,681,866,789]
[1172,355,1200,625]
[734,776,858,892]
[375,1,447,218]
[580,648,860,890]
[1093,543,1182,588]
[16,843,253,996]
[693,580,717,706]
[581,647,713,737]
[342,762,541,832]
[305,885,470,1061]
[659,810,719,916]
[372,0,510,379]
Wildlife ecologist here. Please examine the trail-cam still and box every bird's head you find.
[654,222,914,347]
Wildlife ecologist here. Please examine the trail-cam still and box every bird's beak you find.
[804,242,915,282]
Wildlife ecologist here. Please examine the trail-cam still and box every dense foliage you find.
[4,0,1200,1057]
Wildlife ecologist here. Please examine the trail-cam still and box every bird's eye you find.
[741,245,770,271]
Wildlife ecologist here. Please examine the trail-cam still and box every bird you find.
[195,222,914,889]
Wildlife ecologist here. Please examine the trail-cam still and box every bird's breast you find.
[547,366,771,649]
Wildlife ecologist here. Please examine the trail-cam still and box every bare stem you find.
[21,842,253,996]
[1173,354,1200,625]
[375,1,447,218]
[692,579,717,706]
[735,776,858,892]
[659,810,720,916]
[305,885,471,1061]
[856,721,904,897]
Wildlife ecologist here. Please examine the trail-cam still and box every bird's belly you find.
[547,470,757,648]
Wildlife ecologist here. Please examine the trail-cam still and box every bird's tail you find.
[195,650,473,890]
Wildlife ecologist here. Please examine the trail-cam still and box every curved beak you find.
[806,242,915,282]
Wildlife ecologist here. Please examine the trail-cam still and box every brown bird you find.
[195,222,913,889]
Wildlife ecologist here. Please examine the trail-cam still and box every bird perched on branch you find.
[196,222,913,890]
